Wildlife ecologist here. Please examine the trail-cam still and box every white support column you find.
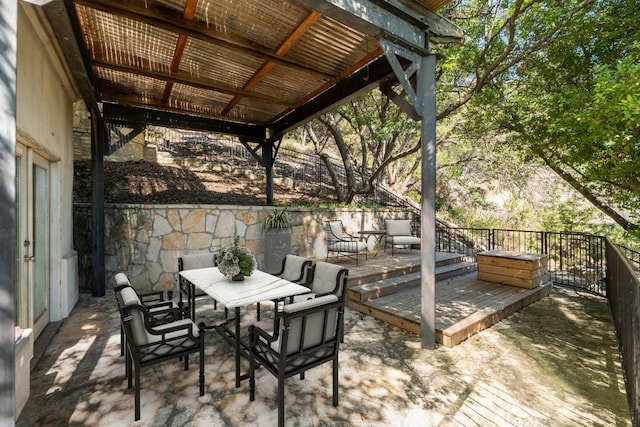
[418,54,438,349]
[0,0,18,422]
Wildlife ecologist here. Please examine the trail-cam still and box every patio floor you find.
[18,280,630,426]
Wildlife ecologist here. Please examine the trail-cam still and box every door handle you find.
[24,255,35,262]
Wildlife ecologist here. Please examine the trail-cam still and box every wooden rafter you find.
[221,11,322,116]
[75,0,336,81]
[161,0,198,103]
[92,58,292,106]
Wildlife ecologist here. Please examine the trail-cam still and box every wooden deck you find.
[332,250,552,347]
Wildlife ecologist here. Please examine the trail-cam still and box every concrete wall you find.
[17,4,78,322]
[12,3,80,420]
[73,204,413,291]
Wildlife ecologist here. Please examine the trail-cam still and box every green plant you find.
[264,209,292,230]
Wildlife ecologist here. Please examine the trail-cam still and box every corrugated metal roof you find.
[66,0,461,132]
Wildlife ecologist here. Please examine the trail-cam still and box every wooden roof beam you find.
[161,0,200,103]
[92,58,292,106]
[75,0,337,81]
[221,11,322,116]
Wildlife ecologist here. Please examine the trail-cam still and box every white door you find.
[15,144,50,339]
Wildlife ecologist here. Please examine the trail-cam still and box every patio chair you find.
[178,252,218,319]
[249,294,344,427]
[274,254,313,286]
[324,220,368,266]
[114,272,181,357]
[115,285,205,421]
[291,261,348,304]
[384,219,421,255]
[275,255,313,306]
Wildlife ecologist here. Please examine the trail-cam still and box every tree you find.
[300,90,422,203]
[300,0,640,236]
[457,0,640,232]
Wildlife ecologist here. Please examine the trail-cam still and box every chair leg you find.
[277,375,285,427]
[199,349,205,396]
[184,354,190,371]
[134,363,141,421]
[256,302,261,321]
[127,351,133,389]
[333,358,339,406]
[120,324,125,356]
[249,356,256,402]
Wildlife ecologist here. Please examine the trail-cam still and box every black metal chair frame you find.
[384,219,421,255]
[114,277,182,357]
[249,296,344,427]
[324,220,368,266]
[115,288,205,421]
[178,254,220,320]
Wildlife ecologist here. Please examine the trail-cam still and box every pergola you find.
[43,0,463,347]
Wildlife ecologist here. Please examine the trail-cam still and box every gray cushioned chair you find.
[324,220,368,266]
[114,272,181,357]
[384,219,421,255]
[115,285,204,421]
[249,294,344,427]
[178,252,217,320]
[289,261,348,305]
[274,254,313,286]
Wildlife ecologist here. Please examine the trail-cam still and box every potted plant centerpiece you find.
[263,209,292,274]
[216,236,256,281]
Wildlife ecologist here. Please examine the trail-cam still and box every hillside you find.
[73,159,332,206]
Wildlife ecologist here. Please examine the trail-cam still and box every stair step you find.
[347,261,477,303]
[348,272,421,302]
[346,252,466,287]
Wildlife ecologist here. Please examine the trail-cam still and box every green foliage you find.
[435,0,640,232]
[263,209,291,230]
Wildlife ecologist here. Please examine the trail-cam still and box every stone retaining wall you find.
[74,204,413,291]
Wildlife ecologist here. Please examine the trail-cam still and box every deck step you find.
[347,261,477,303]
[344,251,553,347]
[346,252,466,287]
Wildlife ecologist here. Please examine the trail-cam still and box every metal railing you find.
[434,226,609,296]
[149,125,640,422]
[606,240,640,426]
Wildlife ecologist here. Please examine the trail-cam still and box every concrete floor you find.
[17,285,630,426]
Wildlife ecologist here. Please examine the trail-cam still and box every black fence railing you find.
[434,226,609,296]
[606,240,640,427]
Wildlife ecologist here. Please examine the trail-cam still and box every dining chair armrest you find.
[249,324,278,346]
[139,289,172,303]
[148,318,201,340]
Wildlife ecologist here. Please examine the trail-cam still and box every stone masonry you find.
[73,204,412,292]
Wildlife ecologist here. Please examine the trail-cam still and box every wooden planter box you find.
[477,250,549,289]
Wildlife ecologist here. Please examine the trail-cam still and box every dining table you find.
[178,267,311,387]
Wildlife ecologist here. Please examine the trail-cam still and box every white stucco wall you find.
[17,4,79,321]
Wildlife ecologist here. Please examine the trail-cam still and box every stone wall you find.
[73,100,149,162]
[73,204,413,291]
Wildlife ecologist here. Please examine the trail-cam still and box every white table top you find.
[179,267,310,309]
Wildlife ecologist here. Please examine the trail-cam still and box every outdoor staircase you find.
[346,253,477,333]
[345,252,551,346]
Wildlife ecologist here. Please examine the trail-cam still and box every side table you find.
[358,230,386,257]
